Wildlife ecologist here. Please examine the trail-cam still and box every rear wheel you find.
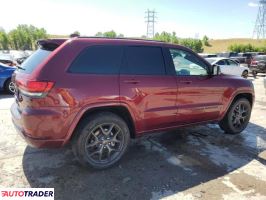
[4,79,15,94]
[242,70,248,78]
[219,98,251,134]
[72,112,130,169]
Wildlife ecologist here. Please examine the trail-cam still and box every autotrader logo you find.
[0,188,54,200]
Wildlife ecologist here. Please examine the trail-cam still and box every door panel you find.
[120,75,177,133]
[119,46,178,133]
[168,48,223,124]
[176,76,223,124]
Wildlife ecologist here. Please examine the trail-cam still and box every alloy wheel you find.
[84,123,124,164]
[8,81,15,94]
[231,103,249,130]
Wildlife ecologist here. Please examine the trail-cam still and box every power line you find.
[253,0,266,39]
[145,9,157,38]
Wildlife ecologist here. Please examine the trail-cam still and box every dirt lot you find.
[0,76,266,200]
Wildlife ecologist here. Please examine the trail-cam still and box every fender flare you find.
[62,102,137,145]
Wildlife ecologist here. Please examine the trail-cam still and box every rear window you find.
[68,46,123,74]
[121,46,165,75]
[19,49,51,73]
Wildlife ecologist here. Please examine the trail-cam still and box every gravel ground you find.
[0,75,265,200]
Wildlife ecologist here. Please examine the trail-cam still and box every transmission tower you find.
[253,0,266,39]
[145,9,157,38]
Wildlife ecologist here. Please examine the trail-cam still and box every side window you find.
[227,60,238,66]
[121,46,165,75]
[68,46,123,74]
[217,60,226,65]
[169,49,208,76]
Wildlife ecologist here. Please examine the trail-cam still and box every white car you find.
[206,57,250,78]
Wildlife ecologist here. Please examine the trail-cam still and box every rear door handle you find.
[123,79,140,84]
[180,81,192,84]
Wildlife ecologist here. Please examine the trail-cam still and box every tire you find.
[72,112,130,169]
[219,98,251,134]
[242,70,248,79]
[4,79,15,94]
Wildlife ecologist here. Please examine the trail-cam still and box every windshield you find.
[19,49,51,73]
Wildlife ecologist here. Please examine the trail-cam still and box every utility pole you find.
[145,9,157,38]
[253,0,266,39]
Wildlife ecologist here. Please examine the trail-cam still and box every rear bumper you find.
[10,103,66,148]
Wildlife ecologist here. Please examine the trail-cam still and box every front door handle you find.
[180,81,192,84]
[123,79,140,84]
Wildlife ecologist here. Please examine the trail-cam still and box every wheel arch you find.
[221,92,254,120]
[67,105,136,144]
[3,77,11,88]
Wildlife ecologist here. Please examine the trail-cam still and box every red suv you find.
[11,37,255,169]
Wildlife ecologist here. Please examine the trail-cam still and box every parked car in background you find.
[217,52,247,67]
[11,37,254,169]
[198,53,217,58]
[217,52,238,58]
[206,57,250,78]
[238,53,253,67]
[0,54,16,66]
[250,55,266,75]
[0,63,16,94]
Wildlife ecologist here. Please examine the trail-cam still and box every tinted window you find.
[122,46,165,75]
[170,49,208,76]
[19,49,51,73]
[68,46,123,74]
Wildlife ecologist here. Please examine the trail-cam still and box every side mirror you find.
[212,64,221,75]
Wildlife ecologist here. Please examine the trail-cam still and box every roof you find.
[72,36,183,48]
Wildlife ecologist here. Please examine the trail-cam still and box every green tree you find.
[8,24,47,50]
[228,43,262,53]
[202,35,210,46]
[95,30,124,38]
[179,38,204,53]
[95,32,103,37]
[0,30,9,49]
[103,30,117,38]
[153,31,173,42]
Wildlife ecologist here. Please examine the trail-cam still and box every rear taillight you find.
[251,59,258,65]
[16,80,54,98]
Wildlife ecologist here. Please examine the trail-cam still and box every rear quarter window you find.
[19,49,51,73]
[68,46,123,74]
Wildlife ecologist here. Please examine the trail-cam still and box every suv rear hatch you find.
[13,39,67,109]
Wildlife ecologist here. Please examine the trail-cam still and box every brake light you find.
[16,80,54,98]
[251,59,258,65]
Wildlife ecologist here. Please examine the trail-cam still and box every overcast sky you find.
[1,0,260,39]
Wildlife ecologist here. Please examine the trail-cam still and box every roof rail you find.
[77,36,166,43]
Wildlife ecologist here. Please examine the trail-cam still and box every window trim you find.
[168,48,211,76]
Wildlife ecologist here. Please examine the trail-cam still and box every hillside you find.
[204,38,266,53]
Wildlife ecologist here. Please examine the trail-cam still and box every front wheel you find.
[219,98,251,134]
[72,112,130,169]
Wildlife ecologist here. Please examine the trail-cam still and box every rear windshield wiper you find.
[17,66,25,70]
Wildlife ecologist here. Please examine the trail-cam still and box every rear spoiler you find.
[37,39,67,51]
